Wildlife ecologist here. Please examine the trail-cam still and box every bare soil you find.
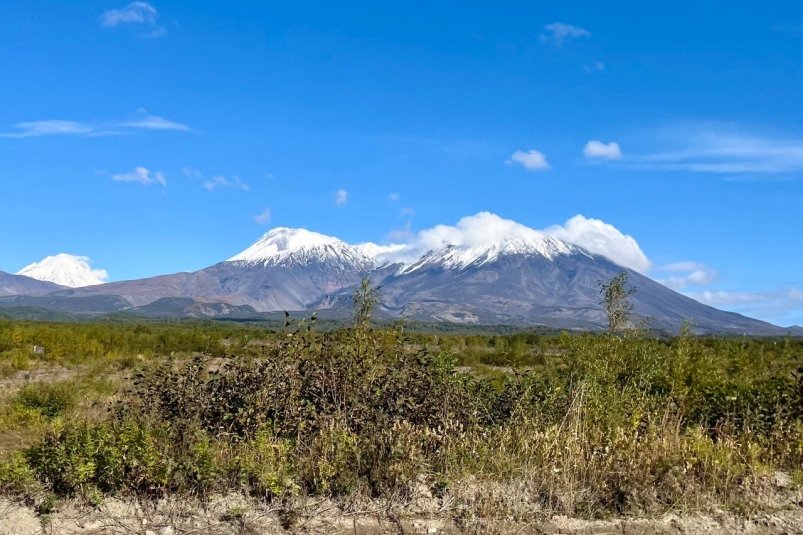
[1,495,801,535]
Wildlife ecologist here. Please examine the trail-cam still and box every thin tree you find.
[353,277,380,331]
[600,272,636,333]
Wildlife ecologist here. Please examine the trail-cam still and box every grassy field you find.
[0,314,800,527]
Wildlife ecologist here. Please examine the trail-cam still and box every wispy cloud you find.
[335,189,349,206]
[203,175,249,191]
[388,192,400,201]
[120,115,190,131]
[254,208,272,225]
[540,22,591,47]
[685,287,803,326]
[1,120,95,138]
[653,261,718,290]
[182,168,250,191]
[386,221,414,244]
[508,149,550,171]
[583,61,606,73]
[1,112,189,138]
[101,2,166,38]
[112,166,166,186]
[584,140,622,160]
[626,123,803,176]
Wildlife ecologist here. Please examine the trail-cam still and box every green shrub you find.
[0,451,40,496]
[14,382,76,419]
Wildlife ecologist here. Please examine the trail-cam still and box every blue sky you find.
[1,1,802,325]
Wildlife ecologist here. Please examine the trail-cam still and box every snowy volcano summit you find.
[228,227,375,271]
[400,235,589,274]
[16,254,108,288]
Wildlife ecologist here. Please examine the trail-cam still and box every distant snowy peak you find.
[402,235,589,273]
[16,253,109,288]
[228,227,375,270]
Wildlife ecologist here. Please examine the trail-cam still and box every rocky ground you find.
[1,494,801,535]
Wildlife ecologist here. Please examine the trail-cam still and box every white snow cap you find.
[229,227,341,262]
[17,253,109,288]
[228,227,375,269]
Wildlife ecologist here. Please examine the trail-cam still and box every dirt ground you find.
[1,495,801,535]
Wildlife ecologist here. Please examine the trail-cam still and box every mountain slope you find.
[0,270,66,297]
[372,244,780,334]
[57,228,376,312]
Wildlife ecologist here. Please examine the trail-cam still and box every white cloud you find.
[509,149,550,171]
[388,192,400,201]
[688,288,803,307]
[101,2,158,26]
[685,288,803,326]
[203,175,249,191]
[184,168,250,191]
[653,262,719,290]
[112,166,166,186]
[335,189,349,206]
[120,115,190,131]
[254,208,272,225]
[416,212,541,251]
[545,215,651,273]
[354,242,407,264]
[628,122,803,175]
[540,22,591,46]
[583,140,622,160]
[1,113,189,138]
[17,253,109,288]
[0,120,94,138]
[101,2,165,37]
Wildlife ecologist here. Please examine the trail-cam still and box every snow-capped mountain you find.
[401,235,590,274]
[16,254,108,288]
[4,223,789,334]
[228,228,376,271]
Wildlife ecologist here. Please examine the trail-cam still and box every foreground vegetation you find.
[0,307,801,522]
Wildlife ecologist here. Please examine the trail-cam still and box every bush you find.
[4,321,801,517]
[127,326,507,495]
[14,382,76,419]
[0,451,40,496]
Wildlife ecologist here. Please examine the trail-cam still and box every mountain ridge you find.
[4,227,792,334]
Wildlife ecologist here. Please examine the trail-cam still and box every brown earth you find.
[1,495,801,535]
